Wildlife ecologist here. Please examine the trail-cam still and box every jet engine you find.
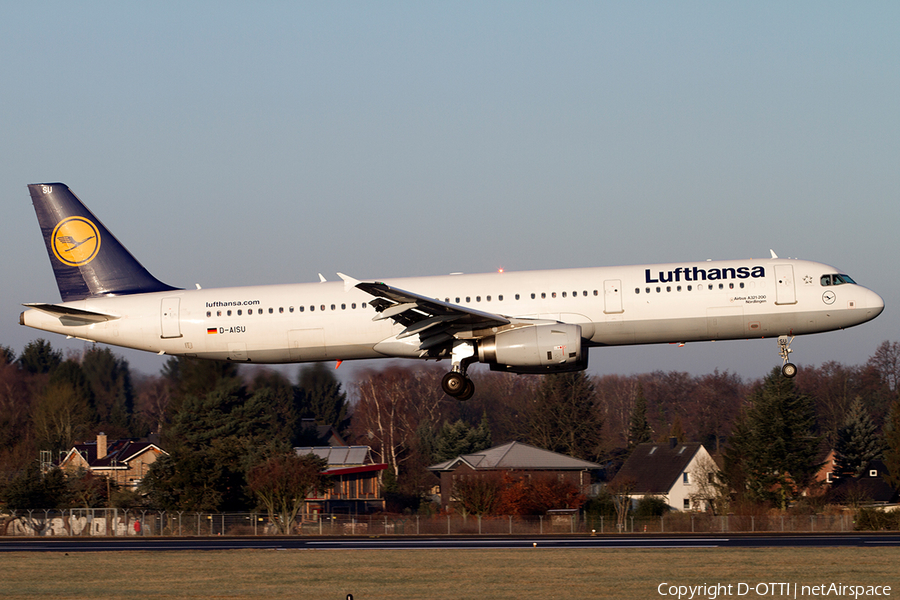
[477,323,588,374]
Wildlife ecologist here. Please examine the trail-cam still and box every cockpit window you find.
[821,274,857,286]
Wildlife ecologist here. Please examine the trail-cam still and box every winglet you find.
[770,249,778,259]
[336,272,361,292]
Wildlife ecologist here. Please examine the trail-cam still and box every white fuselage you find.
[20,258,884,365]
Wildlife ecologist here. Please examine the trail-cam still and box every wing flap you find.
[354,280,510,354]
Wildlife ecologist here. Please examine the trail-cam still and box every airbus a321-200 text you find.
[20,184,884,399]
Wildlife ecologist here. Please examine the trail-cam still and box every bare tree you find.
[350,365,448,479]
[247,452,329,534]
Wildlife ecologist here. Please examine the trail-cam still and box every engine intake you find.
[478,323,587,374]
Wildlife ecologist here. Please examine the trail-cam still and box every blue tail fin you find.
[28,183,179,301]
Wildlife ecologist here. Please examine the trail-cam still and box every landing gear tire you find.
[782,363,798,378]
[457,378,475,401]
[442,372,466,396]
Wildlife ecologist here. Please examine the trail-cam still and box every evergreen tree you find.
[433,414,492,462]
[0,345,15,365]
[525,371,603,461]
[81,347,135,435]
[627,383,652,451]
[249,370,300,446]
[723,368,822,508]
[833,397,885,479]
[0,463,69,510]
[19,339,62,375]
[882,399,900,489]
[146,379,282,511]
[296,363,349,436]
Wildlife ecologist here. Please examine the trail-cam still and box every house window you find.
[682,472,690,485]
[870,469,878,477]
[683,498,690,510]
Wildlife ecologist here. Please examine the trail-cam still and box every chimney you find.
[97,432,108,460]
[669,436,678,449]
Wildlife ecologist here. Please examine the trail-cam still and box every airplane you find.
[20,183,884,400]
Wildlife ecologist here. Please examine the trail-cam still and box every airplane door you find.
[774,264,797,305]
[604,280,624,314]
[160,297,182,339]
[288,328,328,361]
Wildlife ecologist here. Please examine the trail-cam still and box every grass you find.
[1,547,898,599]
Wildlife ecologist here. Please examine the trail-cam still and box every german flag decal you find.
[207,328,217,335]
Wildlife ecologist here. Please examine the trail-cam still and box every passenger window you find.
[268,308,273,314]
[238,309,243,316]
[551,292,556,298]
[206,311,211,317]
[227,310,232,316]
[593,290,598,296]
[217,311,222,317]
[466,297,471,303]
[531,293,536,299]
[498,295,503,301]
[258,308,263,314]
[362,302,367,308]
[352,303,357,309]
[310,306,315,311]
[476,296,481,302]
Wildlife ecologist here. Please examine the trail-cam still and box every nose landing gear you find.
[778,335,797,378]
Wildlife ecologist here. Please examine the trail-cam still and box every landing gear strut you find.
[442,341,476,400]
[778,335,797,378]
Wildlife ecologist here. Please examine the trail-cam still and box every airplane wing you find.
[355,280,510,350]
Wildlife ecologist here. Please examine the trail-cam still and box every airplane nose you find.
[866,288,885,319]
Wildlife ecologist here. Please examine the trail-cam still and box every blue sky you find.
[2,2,897,382]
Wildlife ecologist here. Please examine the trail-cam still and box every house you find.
[427,441,601,509]
[295,446,387,516]
[612,440,715,512]
[59,432,168,491]
[828,460,899,505]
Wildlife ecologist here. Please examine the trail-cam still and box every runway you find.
[2,533,899,553]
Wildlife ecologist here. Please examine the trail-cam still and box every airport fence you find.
[0,509,875,537]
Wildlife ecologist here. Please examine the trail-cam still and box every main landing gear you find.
[778,335,797,378]
[442,341,476,400]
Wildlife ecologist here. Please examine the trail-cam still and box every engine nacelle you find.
[477,323,588,374]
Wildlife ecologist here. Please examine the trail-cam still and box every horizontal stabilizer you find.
[22,303,118,324]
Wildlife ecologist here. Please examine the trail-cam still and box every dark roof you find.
[64,439,165,469]
[427,441,602,472]
[829,460,899,504]
[613,442,705,494]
